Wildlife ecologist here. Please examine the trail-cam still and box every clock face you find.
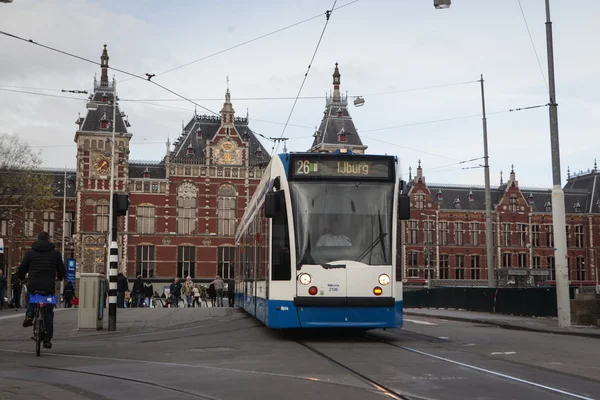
[93,154,111,175]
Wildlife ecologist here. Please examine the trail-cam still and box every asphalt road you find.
[0,309,598,400]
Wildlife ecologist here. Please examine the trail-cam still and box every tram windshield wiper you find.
[355,232,387,263]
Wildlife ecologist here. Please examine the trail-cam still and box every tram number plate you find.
[328,284,339,292]
[280,306,289,311]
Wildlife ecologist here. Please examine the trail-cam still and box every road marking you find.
[404,318,437,326]
[463,343,476,346]
[491,352,516,355]
[398,345,594,400]
[438,336,449,340]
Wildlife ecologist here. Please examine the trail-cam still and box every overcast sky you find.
[1,0,598,188]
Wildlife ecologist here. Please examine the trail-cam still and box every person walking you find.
[63,281,75,308]
[116,272,129,308]
[143,280,154,308]
[132,275,144,308]
[210,275,225,307]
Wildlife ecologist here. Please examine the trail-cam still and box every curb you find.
[404,311,600,339]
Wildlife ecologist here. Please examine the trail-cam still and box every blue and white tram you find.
[234,151,410,329]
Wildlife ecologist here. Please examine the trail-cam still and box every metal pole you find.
[545,0,570,327]
[480,74,495,288]
[60,166,67,302]
[107,88,118,331]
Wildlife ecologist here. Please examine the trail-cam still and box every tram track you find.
[290,328,597,400]
[294,338,423,400]
[365,333,596,400]
[23,364,220,400]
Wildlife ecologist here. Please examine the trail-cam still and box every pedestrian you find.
[228,278,235,307]
[132,275,143,308]
[63,281,75,308]
[210,275,225,307]
[143,280,153,308]
[169,278,182,307]
[116,272,128,308]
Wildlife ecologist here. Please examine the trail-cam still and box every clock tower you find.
[73,45,132,274]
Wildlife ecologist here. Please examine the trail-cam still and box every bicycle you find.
[29,292,57,356]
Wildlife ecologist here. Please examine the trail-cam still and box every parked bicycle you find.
[29,292,57,356]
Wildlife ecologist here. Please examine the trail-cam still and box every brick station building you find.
[1,46,598,291]
[402,162,600,287]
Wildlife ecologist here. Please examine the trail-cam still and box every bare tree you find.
[0,134,55,219]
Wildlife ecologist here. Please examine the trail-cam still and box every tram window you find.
[271,191,291,281]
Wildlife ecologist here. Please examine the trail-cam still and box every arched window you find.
[136,204,156,234]
[217,184,237,236]
[177,182,197,234]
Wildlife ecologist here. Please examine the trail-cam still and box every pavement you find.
[404,307,600,338]
[0,306,599,399]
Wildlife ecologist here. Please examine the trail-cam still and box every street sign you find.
[66,258,76,290]
[0,238,4,254]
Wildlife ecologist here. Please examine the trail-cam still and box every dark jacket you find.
[117,273,128,293]
[63,281,75,299]
[17,240,65,294]
[170,281,182,297]
[143,282,153,298]
[0,274,6,291]
[132,277,143,294]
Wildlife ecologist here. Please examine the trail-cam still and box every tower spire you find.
[220,80,235,123]
[100,44,109,87]
[332,62,341,102]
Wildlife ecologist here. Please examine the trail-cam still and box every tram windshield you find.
[289,181,394,266]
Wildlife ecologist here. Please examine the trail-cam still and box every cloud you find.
[0,0,598,190]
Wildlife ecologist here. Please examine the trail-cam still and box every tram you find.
[234,150,410,329]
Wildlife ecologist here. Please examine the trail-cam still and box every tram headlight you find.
[378,274,390,286]
[298,273,312,285]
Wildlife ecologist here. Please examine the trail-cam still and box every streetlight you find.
[434,0,451,9]
[435,0,571,328]
[57,169,74,300]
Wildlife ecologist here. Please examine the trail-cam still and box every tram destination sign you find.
[289,155,394,181]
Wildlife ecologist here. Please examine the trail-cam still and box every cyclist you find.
[18,231,65,349]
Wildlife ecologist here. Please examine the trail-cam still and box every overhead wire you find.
[274,0,339,155]
[0,30,217,115]
[516,0,549,90]
[118,0,361,84]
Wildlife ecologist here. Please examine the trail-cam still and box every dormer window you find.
[196,128,202,138]
[544,201,552,212]
[187,144,194,156]
[100,111,109,130]
[337,108,343,118]
[528,193,534,204]
[573,201,581,213]
[436,189,443,201]
[256,148,263,159]
[143,168,150,179]
[467,190,474,202]
[338,127,347,143]
[453,197,461,209]
[101,95,107,103]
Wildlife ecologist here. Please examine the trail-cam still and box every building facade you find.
[402,162,600,288]
[1,48,598,291]
[72,46,269,285]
